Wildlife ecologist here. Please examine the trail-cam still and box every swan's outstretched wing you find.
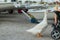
[26,19,48,34]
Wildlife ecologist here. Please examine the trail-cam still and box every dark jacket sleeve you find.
[53,11,60,15]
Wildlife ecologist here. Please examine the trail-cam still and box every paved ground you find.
[0,13,57,40]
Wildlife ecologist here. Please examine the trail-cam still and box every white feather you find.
[26,10,48,35]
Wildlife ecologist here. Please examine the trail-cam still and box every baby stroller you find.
[51,11,60,40]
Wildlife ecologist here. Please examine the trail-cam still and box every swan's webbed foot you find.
[36,33,43,38]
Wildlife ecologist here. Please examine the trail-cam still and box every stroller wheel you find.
[51,30,60,40]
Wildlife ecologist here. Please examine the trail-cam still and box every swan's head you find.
[44,10,48,14]
[44,10,51,14]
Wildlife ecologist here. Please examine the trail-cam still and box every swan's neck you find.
[43,12,47,21]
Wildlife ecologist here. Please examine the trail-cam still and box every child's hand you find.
[54,5,58,11]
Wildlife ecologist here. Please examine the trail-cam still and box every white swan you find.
[26,10,48,37]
